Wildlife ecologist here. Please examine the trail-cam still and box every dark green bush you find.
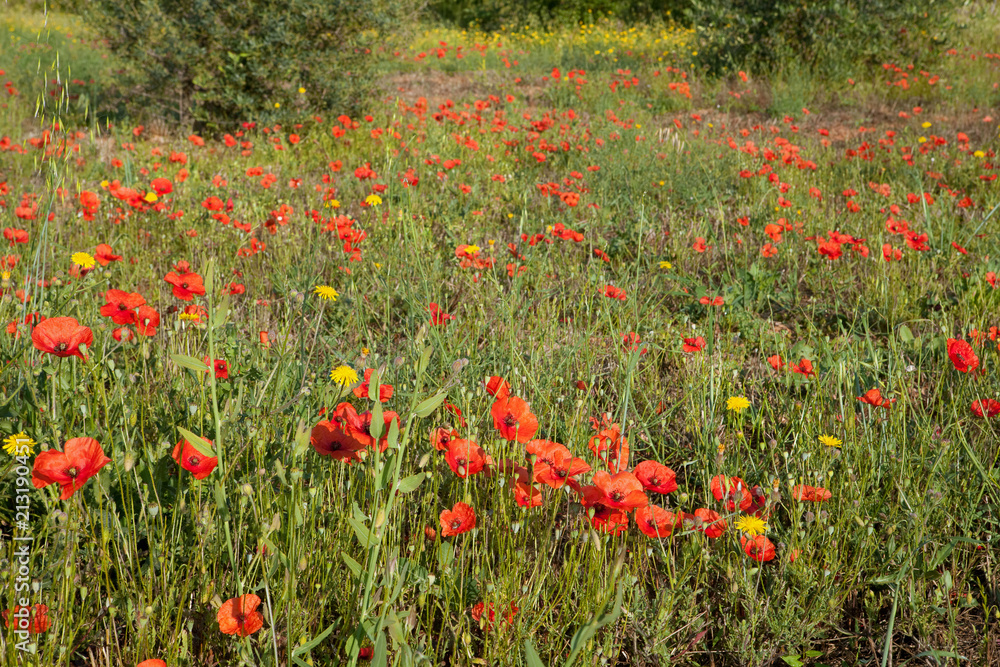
[687,0,959,77]
[83,0,419,128]
[427,0,692,31]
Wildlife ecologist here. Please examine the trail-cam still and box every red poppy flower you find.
[741,535,776,562]
[791,484,832,502]
[136,306,160,336]
[699,295,724,307]
[490,396,538,442]
[633,460,678,494]
[599,285,627,301]
[137,661,167,667]
[970,399,1000,418]
[483,375,511,399]
[635,505,680,538]
[430,427,459,451]
[767,354,784,371]
[531,442,591,489]
[112,326,135,342]
[513,475,544,507]
[310,420,366,463]
[857,388,894,409]
[592,470,648,511]
[588,426,629,473]
[946,338,978,373]
[590,506,629,535]
[203,357,229,379]
[621,332,647,354]
[94,243,122,266]
[693,508,726,538]
[682,336,706,353]
[439,502,476,536]
[710,475,752,512]
[171,439,218,480]
[445,438,487,478]
[470,601,518,632]
[164,271,206,301]
[31,437,111,499]
[352,368,394,402]
[79,191,100,221]
[2,603,50,634]
[100,289,146,325]
[344,409,400,452]
[428,302,454,326]
[217,594,263,636]
[3,227,29,245]
[31,317,94,361]
[151,177,173,195]
[789,358,815,377]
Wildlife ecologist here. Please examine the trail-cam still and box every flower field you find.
[1,5,999,666]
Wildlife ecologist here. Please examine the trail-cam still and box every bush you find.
[83,0,419,128]
[687,0,959,77]
[427,0,691,31]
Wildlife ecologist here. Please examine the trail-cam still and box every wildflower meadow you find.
[0,1,999,665]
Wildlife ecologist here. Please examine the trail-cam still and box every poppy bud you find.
[424,526,436,541]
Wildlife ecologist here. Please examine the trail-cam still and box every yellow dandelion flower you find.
[298,87,306,94]
[659,260,672,269]
[973,150,985,158]
[726,396,750,413]
[463,244,481,255]
[331,365,359,387]
[365,194,382,206]
[921,121,932,129]
[144,191,158,203]
[819,435,842,448]
[734,514,768,537]
[72,252,96,269]
[3,432,36,456]
[314,285,339,301]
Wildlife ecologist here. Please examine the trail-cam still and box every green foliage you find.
[82,0,419,128]
[427,0,691,31]
[687,0,959,77]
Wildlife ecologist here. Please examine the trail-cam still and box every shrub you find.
[687,0,959,77]
[428,0,692,31]
[83,0,419,129]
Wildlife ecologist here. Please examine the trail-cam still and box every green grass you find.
[1,5,999,667]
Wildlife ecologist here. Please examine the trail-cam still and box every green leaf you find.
[437,540,454,571]
[348,515,375,546]
[525,639,546,667]
[367,368,380,402]
[212,293,231,329]
[414,391,446,418]
[780,657,804,667]
[370,399,384,442]
[386,417,400,450]
[176,425,216,457]
[565,583,624,667]
[342,552,363,578]
[897,324,913,344]
[372,630,388,667]
[395,473,424,494]
[171,353,209,373]
[417,345,432,375]
[293,419,312,458]
[291,621,337,656]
